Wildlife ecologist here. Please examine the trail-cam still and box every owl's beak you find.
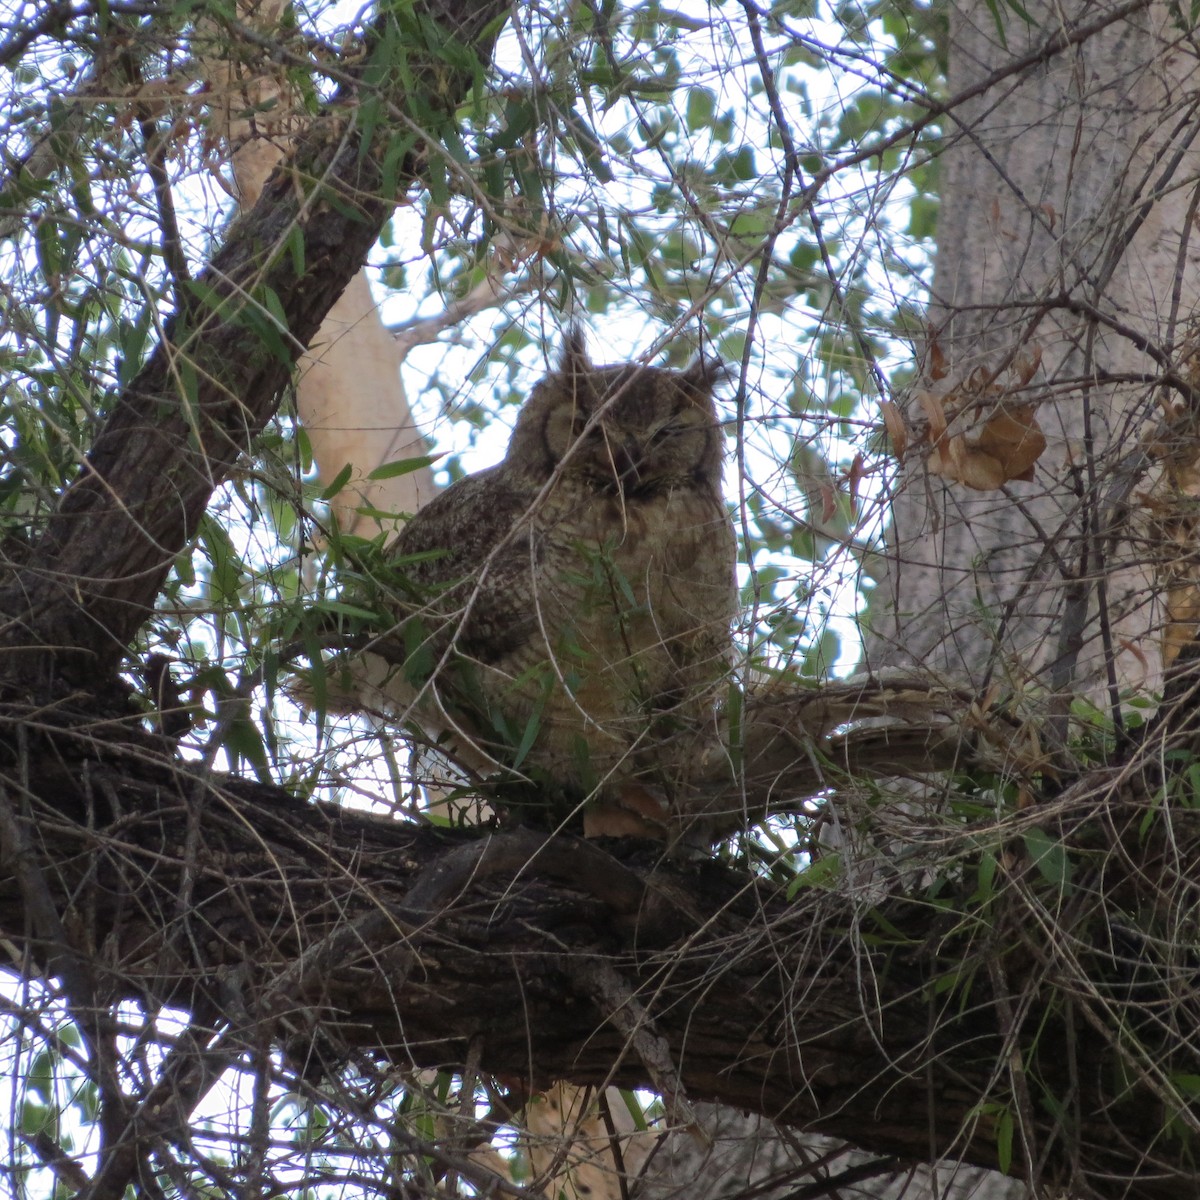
[613,442,643,486]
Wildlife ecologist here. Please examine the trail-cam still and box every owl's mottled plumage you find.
[384,330,737,830]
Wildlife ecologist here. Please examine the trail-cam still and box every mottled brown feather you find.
[381,333,737,827]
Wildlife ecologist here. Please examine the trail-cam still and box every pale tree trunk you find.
[860,5,1200,1196]
[207,0,435,533]
[870,1,1200,735]
[297,272,438,534]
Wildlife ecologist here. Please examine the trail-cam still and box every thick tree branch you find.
[0,707,1196,1200]
[0,0,508,687]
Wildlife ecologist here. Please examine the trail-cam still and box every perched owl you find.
[381,329,737,836]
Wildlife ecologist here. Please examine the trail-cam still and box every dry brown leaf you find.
[1163,586,1200,668]
[978,682,1003,715]
[929,328,948,380]
[917,389,948,438]
[973,402,1047,481]
[880,399,908,458]
[1027,722,1041,767]
[1173,459,1200,495]
[918,390,971,482]
[900,349,1047,490]
[1120,637,1151,673]
[947,450,1007,490]
[819,481,838,521]
[923,395,1046,490]
[916,390,953,466]
[1014,344,1043,387]
[965,365,993,391]
[582,781,669,839]
[847,451,866,514]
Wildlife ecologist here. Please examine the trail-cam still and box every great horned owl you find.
[383,329,737,835]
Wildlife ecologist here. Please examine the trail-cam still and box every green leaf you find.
[200,516,242,605]
[222,711,271,783]
[565,107,614,182]
[353,504,415,524]
[510,680,550,769]
[618,1089,650,1133]
[381,131,417,198]
[320,462,354,500]
[728,209,772,241]
[713,145,757,184]
[786,852,842,897]
[974,849,997,902]
[313,600,383,622]
[284,223,305,276]
[367,453,441,480]
[983,0,1008,48]
[981,0,1033,46]
[19,1097,49,1137]
[908,193,938,240]
[246,285,291,365]
[427,153,449,209]
[685,87,715,132]
[403,618,435,687]
[1022,827,1072,893]
[996,1105,1014,1175]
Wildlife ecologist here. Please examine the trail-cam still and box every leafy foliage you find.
[0,2,955,1192]
[16,1,1200,1198]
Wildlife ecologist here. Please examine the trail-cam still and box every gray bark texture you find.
[857,6,1200,1196]
[869,0,1200,712]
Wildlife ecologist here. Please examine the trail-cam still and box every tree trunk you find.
[870,1,1200,717]
[859,7,1200,1194]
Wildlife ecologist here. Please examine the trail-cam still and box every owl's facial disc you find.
[611,437,644,488]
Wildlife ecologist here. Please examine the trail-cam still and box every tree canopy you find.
[2,2,1200,1199]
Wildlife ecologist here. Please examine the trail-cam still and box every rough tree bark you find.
[859,5,1200,1195]
[870,0,1200,710]
[3,5,1200,1200]
[0,703,1195,1199]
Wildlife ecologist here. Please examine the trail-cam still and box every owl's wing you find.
[387,466,541,666]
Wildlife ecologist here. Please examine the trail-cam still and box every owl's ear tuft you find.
[560,325,592,378]
[680,355,724,396]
